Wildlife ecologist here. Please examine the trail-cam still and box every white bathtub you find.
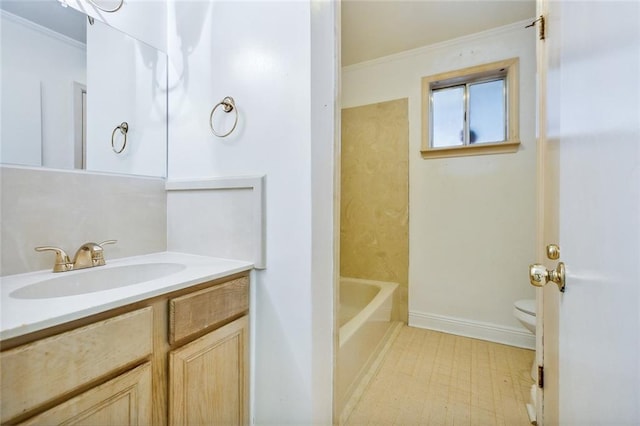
[337,277,398,417]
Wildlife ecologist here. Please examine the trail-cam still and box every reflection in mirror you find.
[0,1,167,177]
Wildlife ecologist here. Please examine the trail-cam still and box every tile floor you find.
[344,326,535,425]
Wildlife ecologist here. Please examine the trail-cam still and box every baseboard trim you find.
[409,311,535,349]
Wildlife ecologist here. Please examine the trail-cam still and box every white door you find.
[536,0,640,424]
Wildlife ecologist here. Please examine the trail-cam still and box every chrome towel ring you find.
[209,96,238,138]
[111,122,129,154]
[86,0,124,13]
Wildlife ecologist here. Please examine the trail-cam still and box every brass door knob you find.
[529,262,565,292]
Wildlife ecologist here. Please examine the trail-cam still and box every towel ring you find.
[111,122,129,154]
[209,96,238,138]
[86,0,124,13]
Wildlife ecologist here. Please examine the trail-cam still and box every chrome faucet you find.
[35,240,117,273]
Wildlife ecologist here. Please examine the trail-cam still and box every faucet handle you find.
[35,246,73,272]
[98,240,117,247]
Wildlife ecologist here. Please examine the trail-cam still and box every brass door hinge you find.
[538,365,544,388]
[526,15,546,40]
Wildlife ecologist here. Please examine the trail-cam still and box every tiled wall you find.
[340,99,409,321]
[0,166,167,276]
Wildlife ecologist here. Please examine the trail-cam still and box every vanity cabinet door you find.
[19,363,152,426]
[169,315,249,426]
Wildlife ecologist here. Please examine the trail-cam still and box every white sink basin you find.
[10,263,187,299]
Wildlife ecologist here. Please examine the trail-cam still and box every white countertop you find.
[0,252,253,341]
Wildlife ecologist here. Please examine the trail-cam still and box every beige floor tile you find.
[393,399,426,425]
[344,326,533,426]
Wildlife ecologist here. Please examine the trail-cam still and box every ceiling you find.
[0,0,86,43]
[341,0,536,66]
[2,0,535,66]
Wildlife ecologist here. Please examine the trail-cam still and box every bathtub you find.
[337,277,398,417]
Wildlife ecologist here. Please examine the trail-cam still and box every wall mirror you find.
[0,1,167,178]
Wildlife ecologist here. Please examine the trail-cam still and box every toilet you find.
[513,299,536,334]
[513,298,537,424]
[513,298,536,378]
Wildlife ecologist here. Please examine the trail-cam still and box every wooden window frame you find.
[421,58,520,159]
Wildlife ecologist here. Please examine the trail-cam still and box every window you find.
[421,58,520,158]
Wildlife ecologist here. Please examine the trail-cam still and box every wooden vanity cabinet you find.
[169,316,249,425]
[0,307,153,425]
[19,363,153,426]
[0,272,250,426]
[168,275,250,426]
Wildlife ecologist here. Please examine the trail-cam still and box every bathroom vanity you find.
[0,253,252,425]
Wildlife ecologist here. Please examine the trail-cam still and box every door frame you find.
[535,0,562,423]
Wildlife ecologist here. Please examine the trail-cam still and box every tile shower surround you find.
[341,99,409,321]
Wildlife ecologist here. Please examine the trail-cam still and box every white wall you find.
[86,19,167,177]
[65,0,166,52]
[343,21,537,348]
[167,0,336,423]
[0,11,86,169]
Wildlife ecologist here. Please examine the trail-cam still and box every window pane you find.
[469,79,505,144]
[432,86,464,148]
